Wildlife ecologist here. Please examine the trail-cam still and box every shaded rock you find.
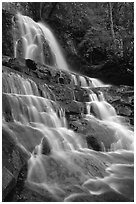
[116,105,132,117]
[2,93,13,122]
[7,58,29,73]
[37,83,56,100]
[2,126,28,199]
[74,87,90,102]
[4,122,44,154]
[26,59,37,71]
[2,9,14,57]
[41,137,51,155]
[49,84,74,103]
[10,186,58,202]
[58,77,64,84]
[4,164,58,202]
[64,191,130,202]
[2,127,27,178]
[64,100,85,114]
[86,136,101,151]
[2,55,11,67]
[64,193,97,202]
[4,164,28,202]
[2,166,16,201]
[35,67,52,81]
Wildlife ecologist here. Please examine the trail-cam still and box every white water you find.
[3,71,134,201]
[2,13,134,201]
[14,13,69,71]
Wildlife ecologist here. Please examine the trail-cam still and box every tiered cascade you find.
[2,13,134,201]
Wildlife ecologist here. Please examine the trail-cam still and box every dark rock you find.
[2,127,27,178]
[2,166,16,201]
[4,164,58,202]
[2,55,11,66]
[35,67,52,81]
[58,77,64,84]
[41,137,51,155]
[6,57,29,73]
[2,126,28,199]
[10,185,59,202]
[86,136,101,151]
[2,93,13,122]
[94,191,131,202]
[64,193,97,202]
[2,9,14,57]
[74,87,90,102]
[64,191,130,202]
[64,100,85,114]
[4,164,28,202]
[116,105,132,117]
[49,84,74,103]
[25,59,37,71]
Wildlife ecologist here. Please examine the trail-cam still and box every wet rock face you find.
[2,94,13,122]
[74,87,90,102]
[2,166,16,201]
[2,127,27,201]
[49,84,74,103]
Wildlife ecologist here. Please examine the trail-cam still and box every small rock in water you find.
[41,137,51,155]
[58,77,64,84]
[86,136,101,151]
[26,59,37,71]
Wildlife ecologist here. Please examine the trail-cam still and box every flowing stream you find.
[2,13,134,201]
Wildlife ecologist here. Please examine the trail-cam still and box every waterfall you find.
[2,13,134,201]
[14,13,69,71]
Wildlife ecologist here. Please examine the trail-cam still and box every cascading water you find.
[2,13,134,201]
[14,13,69,71]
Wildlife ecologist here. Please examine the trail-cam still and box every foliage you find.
[39,2,133,70]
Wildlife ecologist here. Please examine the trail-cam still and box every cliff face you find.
[2,56,134,202]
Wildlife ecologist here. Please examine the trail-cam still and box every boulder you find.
[64,100,85,114]
[74,87,90,102]
[2,126,27,200]
[41,137,51,155]
[49,84,74,103]
[2,166,16,201]
[69,116,117,151]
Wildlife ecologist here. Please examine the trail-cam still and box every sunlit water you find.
[2,13,134,201]
[14,13,69,71]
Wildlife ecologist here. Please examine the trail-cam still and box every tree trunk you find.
[109,2,115,41]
